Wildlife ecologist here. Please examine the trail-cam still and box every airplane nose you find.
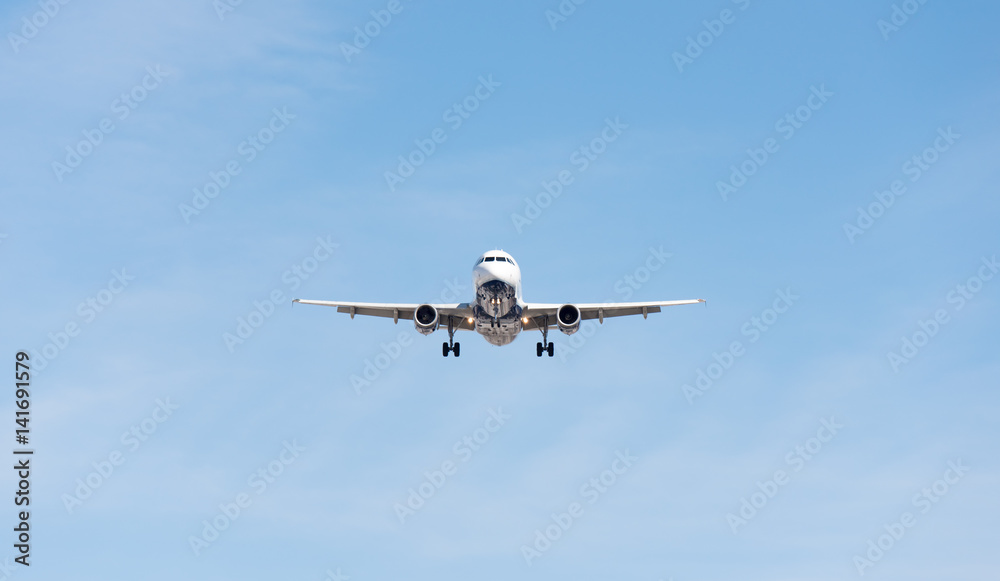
[476,263,501,279]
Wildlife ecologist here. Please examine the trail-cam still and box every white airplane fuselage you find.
[471,251,524,346]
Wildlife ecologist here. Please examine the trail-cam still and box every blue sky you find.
[1,0,998,579]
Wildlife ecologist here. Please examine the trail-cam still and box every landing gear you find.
[442,316,460,357]
[536,315,554,357]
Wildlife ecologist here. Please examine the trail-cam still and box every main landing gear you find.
[536,342,553,357]
[536,315,554,357]
[442,316,460,357]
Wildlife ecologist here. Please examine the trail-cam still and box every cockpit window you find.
[476,258,484,264]
[496,257,507,262]
[484,256,495,262]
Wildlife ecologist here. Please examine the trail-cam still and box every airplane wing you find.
[521,299,705,330]
[292,299,476,330]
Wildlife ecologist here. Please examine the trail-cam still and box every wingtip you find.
[292,298,300,304]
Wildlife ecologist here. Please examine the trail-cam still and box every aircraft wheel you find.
[547,343,554,357]
[536,342,543,357]
[453,343,460,357]
[442,342,449,357]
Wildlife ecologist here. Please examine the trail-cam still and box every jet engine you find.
[414,304,439,335]
[556,304,581,335]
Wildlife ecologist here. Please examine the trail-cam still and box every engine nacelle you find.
[557,304,581,335]
[414,304,439,335]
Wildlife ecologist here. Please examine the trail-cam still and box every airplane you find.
[293,250,705,357]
